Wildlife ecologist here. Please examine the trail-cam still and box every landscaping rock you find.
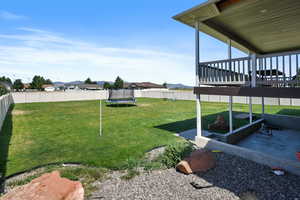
[208,115,228,131]
[1,171,84,200]
[145,146,165,161]
[176,149,215,174]
[176,160,192,174]
[186,149,215,173]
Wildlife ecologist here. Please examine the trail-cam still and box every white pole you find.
[262,97,265,115]
[249,97,253,124]
[99,98,102,136]
[229,96,233,133]
[249,53,256,124]
[195,20,202,138]
[228,39,233,133]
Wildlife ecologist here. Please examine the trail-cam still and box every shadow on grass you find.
[154,111,252,134]
[0,104,14,192]
[106,104,137,108]
[276,108,300,116]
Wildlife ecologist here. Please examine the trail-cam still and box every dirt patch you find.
[138,103,151,107]
[11,110,31,116]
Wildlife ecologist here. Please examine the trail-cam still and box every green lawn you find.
[1,98,300,177]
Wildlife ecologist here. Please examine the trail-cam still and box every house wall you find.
[0,93,14,132]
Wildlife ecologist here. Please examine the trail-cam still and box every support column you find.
[195,20,202,138]
[249,97,253,124]
[228,39,233,133]
[229,96,233,133]
[262,97,265,115]
[249,53,256,124]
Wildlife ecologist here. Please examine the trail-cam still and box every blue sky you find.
[0,0,245,85]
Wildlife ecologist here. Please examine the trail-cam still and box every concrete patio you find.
[237,129,300,162]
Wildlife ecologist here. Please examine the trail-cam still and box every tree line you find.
[84,76,124,89]
[0,75,125,95]
[0,75,52,93]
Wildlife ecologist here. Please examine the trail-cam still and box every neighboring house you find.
[78,84,102,90]
[42,84,56,92]
[124,82,165,89]
[65,84,79,90]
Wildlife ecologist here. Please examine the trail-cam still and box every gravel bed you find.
[88,153,300,200]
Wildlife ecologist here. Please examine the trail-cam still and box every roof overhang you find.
[173,0,300,55]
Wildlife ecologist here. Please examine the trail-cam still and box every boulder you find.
[208,115,228,131]
[176,160,192,174]
[1,171,84,200]
[176,149,215,174]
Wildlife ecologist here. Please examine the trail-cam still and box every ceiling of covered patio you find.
[173,0,300,55]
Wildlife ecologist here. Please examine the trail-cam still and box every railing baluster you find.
[289,55,292,87]
[283,56,286,86]
[220,62,223,82]
[297,54,299,87]
[217,62,221,82]
[276,56,279,88]
[234,60,236,82]
[238,60,241,82]
[264,57,267,86]
[243,60,245,82]
[270,57,273,86]
[258,58,261,85]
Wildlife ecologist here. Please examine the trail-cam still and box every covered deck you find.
[173,0,300,174]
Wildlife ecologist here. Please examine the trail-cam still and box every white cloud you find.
[0,28,195,85]
[0,11,28,20]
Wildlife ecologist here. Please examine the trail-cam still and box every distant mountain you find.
[96,81,113,85]
[166,83,193,89]
[54,81,192,88]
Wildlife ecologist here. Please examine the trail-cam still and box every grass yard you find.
[1,98,300,177]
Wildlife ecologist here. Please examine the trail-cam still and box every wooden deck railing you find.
[199,50,300,88]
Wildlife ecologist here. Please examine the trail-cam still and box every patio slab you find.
[237,129,300,162]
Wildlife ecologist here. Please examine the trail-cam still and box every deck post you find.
[195,20,202,138]
[249,53,256,124]
[262,97,265,115]
[228,39,233,133]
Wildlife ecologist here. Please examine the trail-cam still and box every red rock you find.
[186,149,215,173]
[1,171,84,200]
[176,149,215,174]
[176,160,193,174]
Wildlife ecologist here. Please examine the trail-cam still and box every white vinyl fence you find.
[0,93,14,131]
[12,91,108,104]
[137,90,300,106]
[11,90,300,106]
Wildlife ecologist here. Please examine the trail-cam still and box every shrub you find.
[160,142,195,168]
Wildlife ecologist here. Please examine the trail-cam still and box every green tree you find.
[30,75,45,90]
[113,76,124,89]
[0,76,12,95]
[84,78,97,84]
[0,86,7,96]
[44,79,53,84]
[0,76,12,84]
[163,82,167,88]
[84,78,92,84]
[103,82,112,89]
[13,79,24,91]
